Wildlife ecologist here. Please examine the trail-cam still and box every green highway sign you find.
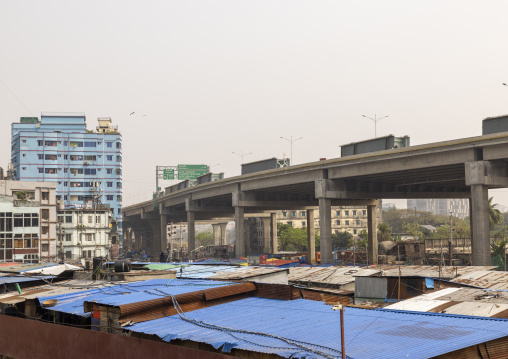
[178,164,208,180]
[163,169,175,180]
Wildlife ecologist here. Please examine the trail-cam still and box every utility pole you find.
[449,212,453,266]
[332,304,346,359]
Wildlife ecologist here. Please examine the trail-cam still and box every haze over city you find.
[2,1,508,207]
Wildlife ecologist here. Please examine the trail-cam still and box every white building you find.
[407,199,470,219]
[0,180,58,261]
[0,194,40,263]
[57,206,113,260]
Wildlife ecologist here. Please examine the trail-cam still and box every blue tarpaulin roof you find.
[36,279,235,317]
[126,297,508,359]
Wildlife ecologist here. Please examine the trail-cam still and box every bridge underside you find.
[124,134,508,266]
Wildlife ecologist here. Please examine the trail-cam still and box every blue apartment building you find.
[11,113,123,248]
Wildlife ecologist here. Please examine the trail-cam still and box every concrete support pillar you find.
[235,206,245,258]
[271,212,278,254]
[319,198,332,264]
[261,218,272,253]
[187,211,195,254]
[212,224,221,246]
[219,223,228,245]
[159,214,167,256]
[367,205,378,265]
[306,209,316,264]
[471,185,490,266]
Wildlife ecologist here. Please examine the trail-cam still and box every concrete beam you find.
[241,171,320,191]
[466,161,508,187]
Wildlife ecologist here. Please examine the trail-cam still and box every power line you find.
[0,77,34,115]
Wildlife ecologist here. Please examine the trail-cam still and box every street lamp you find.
[232,151,252,164]
[362,114,388,138]
[280,136,303,165]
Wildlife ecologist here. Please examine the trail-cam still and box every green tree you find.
[357,230,368,251]
[489,197,503,229]
[279,226,307,251]
[402,222,423,241]
[332,231,353,249]
[377,222,392,241]
[277,223,292,237]
[491,238,508,269]
[195,231,214,247]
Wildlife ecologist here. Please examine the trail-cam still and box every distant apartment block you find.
[278,206,382,239]
[0,180,57,261]
[407,199,469,219]
[11,113,122,246]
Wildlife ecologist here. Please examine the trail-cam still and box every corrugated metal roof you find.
[208,267,287,280]
[0,275,56,285]
[288,266,359,286]
[450,270,508,290]
[356,265,497,279]
[0,262,60,273]
[177,265,245,279]
[385,287,508,318]
[126,297,508,359]
[36,278,235,317]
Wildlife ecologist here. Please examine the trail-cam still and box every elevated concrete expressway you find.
[123,132,508,266]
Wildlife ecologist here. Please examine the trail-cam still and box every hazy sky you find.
[2,1,508,208]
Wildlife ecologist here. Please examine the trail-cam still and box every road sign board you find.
[178,164,208,180]
[163,169,175,180]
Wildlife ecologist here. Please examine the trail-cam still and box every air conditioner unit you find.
[84,162,89,165]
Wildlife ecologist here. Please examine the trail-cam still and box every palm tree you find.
[489,197,503,229]
[377,222,392,241]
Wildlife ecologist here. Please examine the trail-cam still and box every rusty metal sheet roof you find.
[450,270,508,290]
[127,297,508,359]
[288,266,360,286]
[356,265,497,279]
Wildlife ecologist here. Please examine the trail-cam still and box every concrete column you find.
[306,209,316,264]
[271,212,278,254]
[219,223,228,245]
[235,206,245,258]
[187,211,195,254]
[367,205,378,265]
[319,198,332,264]
[159,214,167,256]
[212,224,221,246]
[471,185,490,266]
[261,217,272,253]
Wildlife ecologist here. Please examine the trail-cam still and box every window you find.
[107,182,113,188]
[41,244,49,253]
[116,182,122,189]
[38,154,43,160]
[66,216,72,223]
[116,143,121,149]
[106,195,113,201]
[336,220,341,225]
[70,141,83,147]
[38,140,43,146]
[352,210,357,216]
[334,230,339,235]
[88,215,93,224]
[84,142,96,147]
[64,155,68,160]
[65,251,72,259]
[84,155,96,161]
[356,220,361,226]
[363,210,366,216]
[96,216,100,224]
[65,234,72,241]
[64,141,68,146]
[70,169,83,175]
[22,153,26,157]
[117,208,121,214]
[301,211,306,217]
[106,155,113,161]
[354,229,357,235]
[64,195,68,200]
[84,168,96,175]
[64,168,68,174]
[45,154,57,160]
[38,168,43,174]
[106,169,113,174]
[41,209,49,221]
[22,167,26,170]
[45,168,57,174]
[345,210,349,216]
[106,142,113,148]
[84,233,95,241]
[287,221,293,227]
[117,195,122,201]
[64,182,68,186]
[292,211,296,217]
[13,214,23,227]
[70,155,83,161]
[302,221,306,226]
[45,141,56,146]
[345,220,349,226]
[282,212,287,218]
[42,192,49,200]
[41,226,49,234]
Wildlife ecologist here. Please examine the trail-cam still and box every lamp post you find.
[362,114,388,138]
[280,136,303,165]
[232,151,252,164]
